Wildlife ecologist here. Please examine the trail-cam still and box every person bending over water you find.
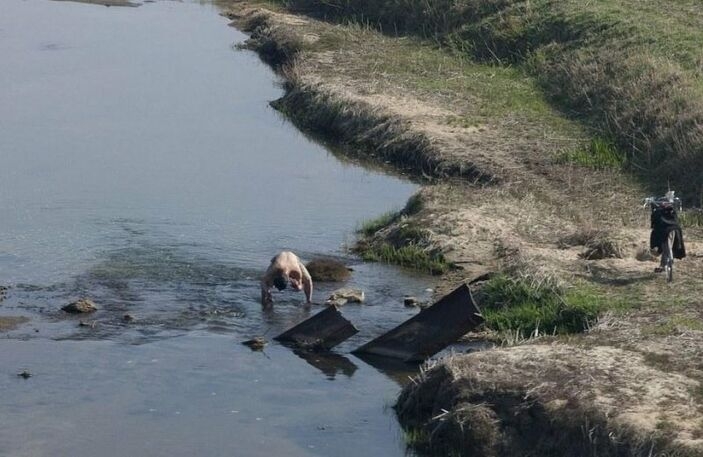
[261,251,313,307]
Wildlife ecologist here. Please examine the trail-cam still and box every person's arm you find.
[299,262,313,303]
[261,275,273,307]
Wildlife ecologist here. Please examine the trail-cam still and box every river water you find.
[0,1,434,455]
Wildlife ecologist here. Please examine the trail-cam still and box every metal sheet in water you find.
[353,283,484,362]
[274,305,359,350]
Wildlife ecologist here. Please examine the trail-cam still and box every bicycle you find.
[643,191,683,283]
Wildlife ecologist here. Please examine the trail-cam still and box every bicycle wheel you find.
[663,231,675,283]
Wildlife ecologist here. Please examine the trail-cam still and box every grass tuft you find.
[359,243,451,275]
[479,274,610,335]
[558,137,625,170]
[358,211,398,236]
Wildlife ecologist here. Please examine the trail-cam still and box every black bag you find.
[650,206,686,259]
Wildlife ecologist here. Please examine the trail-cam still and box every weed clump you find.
[355,197,452,275]
[557,138,624,170]
[479,273,605,335]
[560,227,624,260]
[236,13,304,67]
[359,242,451,275]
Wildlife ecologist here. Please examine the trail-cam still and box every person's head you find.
[273,273,288,291]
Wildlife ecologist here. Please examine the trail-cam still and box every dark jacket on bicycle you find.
[650,206,686,259]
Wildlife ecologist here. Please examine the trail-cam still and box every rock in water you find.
[325,288,364,306]
[17,370,32,379]
[62,299,97,314]
[242,337,267,351]
[306,258,351,282]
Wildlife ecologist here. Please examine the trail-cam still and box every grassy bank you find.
[222,2,703,454]
[266,0,703,204]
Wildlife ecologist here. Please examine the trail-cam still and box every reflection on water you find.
[293,349,359,380]
[0,0,434,456]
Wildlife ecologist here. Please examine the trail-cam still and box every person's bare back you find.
[261,251,313,307]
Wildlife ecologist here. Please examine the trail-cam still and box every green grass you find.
[359,243,451,275]
[642,315,703,337]
[402,427,430,448]
[480,274,617,335]
[558,137,625,170]
[403,193,424,215]
[679,210,703,227]
[358,211,398,236]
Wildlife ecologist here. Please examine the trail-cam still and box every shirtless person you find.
[261,251,313,307]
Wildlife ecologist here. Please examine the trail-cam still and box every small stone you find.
[242,337,267,351]
[17,370,32,379]
[325,288,364,306]
[326,298,348,307]
[62,298,97,314]
[122,314,135,322]
[404,296,420,307]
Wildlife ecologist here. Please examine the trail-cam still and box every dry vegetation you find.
[220,0,703,454]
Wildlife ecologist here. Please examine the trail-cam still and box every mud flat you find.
[221,1,703,454]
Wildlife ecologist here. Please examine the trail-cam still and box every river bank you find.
[221,1,703,455]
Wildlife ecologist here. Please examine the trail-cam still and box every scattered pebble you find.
[242,337,267,351]
[17,369,32,379]
[62,298,97,314]
[325,288,364,306]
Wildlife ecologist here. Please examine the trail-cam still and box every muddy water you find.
[0,1,434,455]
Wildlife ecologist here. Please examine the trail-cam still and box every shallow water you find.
[0,1,434,455]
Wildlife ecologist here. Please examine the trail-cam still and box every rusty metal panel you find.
[352,283,483,362]
[274,305,359,350]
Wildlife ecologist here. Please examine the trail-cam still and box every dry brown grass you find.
[397,346,703,456]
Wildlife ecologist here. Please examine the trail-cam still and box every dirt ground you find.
[221,1,703,453]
